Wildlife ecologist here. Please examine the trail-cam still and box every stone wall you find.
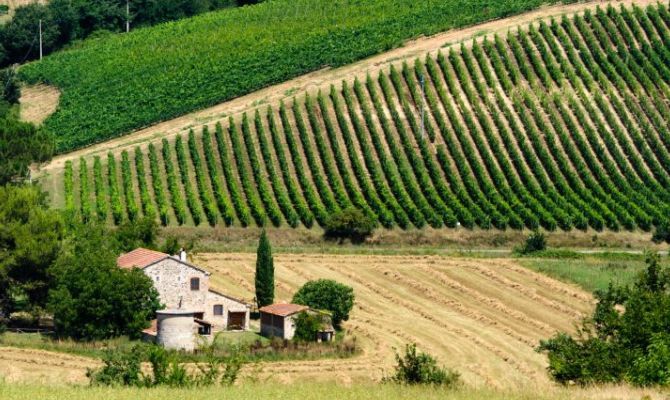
[144,258,209,313]
[206,290,250,331]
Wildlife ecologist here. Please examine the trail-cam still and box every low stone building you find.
[117,248,250,333]
[259,303,335,341]
[259,303,308,340]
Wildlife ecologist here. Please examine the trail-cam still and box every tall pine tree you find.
[255,230,274,308]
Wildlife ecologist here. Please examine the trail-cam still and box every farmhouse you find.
[260,303,334,341]
[117,248,250,333]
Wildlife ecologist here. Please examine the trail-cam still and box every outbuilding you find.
[259,303,309,340]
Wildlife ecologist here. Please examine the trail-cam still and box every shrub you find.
[292,279,354,329]
[324,207,376,244]
[652,221,670,244]
[384,343,460,387]
[293,311,322,342]
[88,344,242,387]
[538,253,670,386]
[517,230,547,255]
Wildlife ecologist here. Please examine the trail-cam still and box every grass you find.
[520,255,655,293]
[0,330,358,364]
[0,382,664,400]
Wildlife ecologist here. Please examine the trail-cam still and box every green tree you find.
[0,3,59,63]
[0,117,54,185]
[0,186,64,315]
[538,253,670,386]
[48,223,160,340]
[254,230,274,308]
[0,68,20,104]
[292,279,353,329]
[324,207,375,244]
[115,216,159,252]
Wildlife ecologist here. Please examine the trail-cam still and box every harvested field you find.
[0,346,98,385]
[19,84,61,126]
[194,253,593,390]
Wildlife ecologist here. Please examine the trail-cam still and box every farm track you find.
[194,253,592,389]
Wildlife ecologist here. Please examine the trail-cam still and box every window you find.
[190,277,200,291]
[213,305,223,316]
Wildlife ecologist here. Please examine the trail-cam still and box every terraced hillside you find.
[50,3,670,231]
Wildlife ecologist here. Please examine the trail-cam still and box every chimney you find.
[179,248,187,262]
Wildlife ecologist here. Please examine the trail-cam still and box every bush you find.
[293,311,323,342]
[538,253,670,386]
[292,279,354,329]
[88,344,242,387]
[516,230,547,255]
[652,221,670,244]
[324,207,376,244]
[384,343,460,387]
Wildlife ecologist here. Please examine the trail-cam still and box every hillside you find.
[19,0,564,152]
[43,2,670,232]
[0,254,593,390]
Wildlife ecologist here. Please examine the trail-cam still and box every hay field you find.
[195,253,593,390]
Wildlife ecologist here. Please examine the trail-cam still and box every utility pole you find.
[39,19,43,60]
[126,0,130,33]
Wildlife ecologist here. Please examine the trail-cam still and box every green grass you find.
[0,382,636,400]
[20,0,563,152]
[520,255,656,293]
[0,330,357,364]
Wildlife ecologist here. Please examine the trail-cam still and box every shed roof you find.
[117,248,168,269]
[259,303,308,317]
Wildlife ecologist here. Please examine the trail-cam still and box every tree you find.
[254,230,274,308]
[652,221,670,244]
[48,223,160,340]
[0,3,60,64]
[324,207,375,244]
[0,117,54,185]
[292,279,354,329]
[538,253,670,386]
[384,343,460,387]
[0,68,20,104]
[115,216,159,252]
[0,186,64,315]
[516,230,547,255]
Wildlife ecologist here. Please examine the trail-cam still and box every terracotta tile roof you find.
[259,303,308,317]
[117,248,168,269]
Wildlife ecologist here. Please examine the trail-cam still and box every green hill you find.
[20,0,563,152]
[53,3,670,232]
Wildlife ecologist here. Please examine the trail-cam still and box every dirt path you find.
[38,0,659,175]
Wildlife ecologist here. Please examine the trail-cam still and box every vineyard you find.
[19,0,565,152]
[52,3,670,231]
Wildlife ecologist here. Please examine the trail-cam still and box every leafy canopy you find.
[48,222,161,340]
[538,253,670,386]
[292,279,353,329]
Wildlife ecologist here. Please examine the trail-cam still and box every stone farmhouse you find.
[117,248,250,333]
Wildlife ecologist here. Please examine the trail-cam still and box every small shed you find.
[259,303,308,340]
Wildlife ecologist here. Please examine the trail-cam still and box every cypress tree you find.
[255,230,274,308]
